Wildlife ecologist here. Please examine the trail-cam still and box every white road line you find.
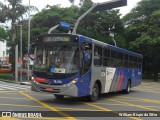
[0,84,30,89]
[0,81,30,90]
[2,83,30,88]
[0,85,17,90]
[0,88,5,90]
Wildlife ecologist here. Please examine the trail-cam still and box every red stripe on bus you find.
[117,71,124,91]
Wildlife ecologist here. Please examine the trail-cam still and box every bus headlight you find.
[71,78,78,84]
[31,77,34,80]
[64,78,78,87]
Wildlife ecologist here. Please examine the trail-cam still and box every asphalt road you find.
[0,81,160,120]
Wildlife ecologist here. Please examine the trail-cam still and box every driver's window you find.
[36,48,43,64]
[81,42,92,76]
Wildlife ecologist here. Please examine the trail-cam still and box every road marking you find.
[139,88,160,91]
[0,86,29,90]
[0,85,17,90]
[0,118,19,120]
[140,85,160,89]
[0,81,30,90]
[0,90,29,93]
[55,107,101,111]
[83,102,111,111]
[83,102,142,120]
[94,102,160,108]
[26,118,67,120]
[0,97,28,100]
[25,93,53,97]
[0,103,45,108]
[133,88,160,94]
[19,91,77,120]
[117,96,160,104]
[108,99,159,111]
[94,103,130,106]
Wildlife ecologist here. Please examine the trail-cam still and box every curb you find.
[20,82,31,86]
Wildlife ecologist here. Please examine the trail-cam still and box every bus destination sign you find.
[43,36,70,42]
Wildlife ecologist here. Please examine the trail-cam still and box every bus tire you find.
[124,80,131,94]
[54,94,64,99]
[88,83,99,102]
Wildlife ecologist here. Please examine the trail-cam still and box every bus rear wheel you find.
[88,83,99,102]
[54,94,64,99]
[123,80,131,94]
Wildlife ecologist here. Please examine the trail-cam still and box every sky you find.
[1,0,141,16]
[0,0,141,26]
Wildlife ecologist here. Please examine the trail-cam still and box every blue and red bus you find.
[30,33,143,102]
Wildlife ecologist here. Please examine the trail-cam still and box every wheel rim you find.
[127,83,130,92]
[92,87,98,99]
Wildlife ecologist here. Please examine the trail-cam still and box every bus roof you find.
[78,34,143,58]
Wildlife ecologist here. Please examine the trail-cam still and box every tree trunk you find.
[11,22,17,72]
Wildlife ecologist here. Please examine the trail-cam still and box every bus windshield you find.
[34,45,79,74]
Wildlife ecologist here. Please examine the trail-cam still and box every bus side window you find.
[124,54,128,68]
[137,57,142,70]
[117,52,124,67]
[109,50,117,67]
[103,48,110,67]
[94,45,102,66]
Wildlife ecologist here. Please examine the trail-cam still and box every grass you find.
[0,73,12,77]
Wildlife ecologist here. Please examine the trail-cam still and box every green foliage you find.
[78,0,125,47]
[31,5,79,36]
[0,26,8,39]
[123,0,160,80]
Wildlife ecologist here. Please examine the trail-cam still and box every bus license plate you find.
[45,88,54,92]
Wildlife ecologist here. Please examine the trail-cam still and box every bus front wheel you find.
[54,94,64,99]
[88,83,99,102]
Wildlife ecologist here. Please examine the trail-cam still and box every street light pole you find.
[109,32,117,47]
[20,25,22,82]
[28,0,30,81]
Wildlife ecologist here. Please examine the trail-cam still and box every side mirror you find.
[84,52,89,62]
[28,43,35,60]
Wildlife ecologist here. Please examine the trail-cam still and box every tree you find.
[77,0,126,47]
[31,5,79,36]
[0,0,38,71]
[0,26,8,40]
[123,0,160,80]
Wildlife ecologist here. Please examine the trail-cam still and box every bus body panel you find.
[91,67,142,94]
[77,70,91,97]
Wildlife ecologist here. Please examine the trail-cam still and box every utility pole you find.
[28,0,31,81]
[110,32,117,47]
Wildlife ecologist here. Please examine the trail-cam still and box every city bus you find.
[30,33,143,102]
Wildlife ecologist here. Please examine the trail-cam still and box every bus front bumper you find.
[31,80,78,97]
